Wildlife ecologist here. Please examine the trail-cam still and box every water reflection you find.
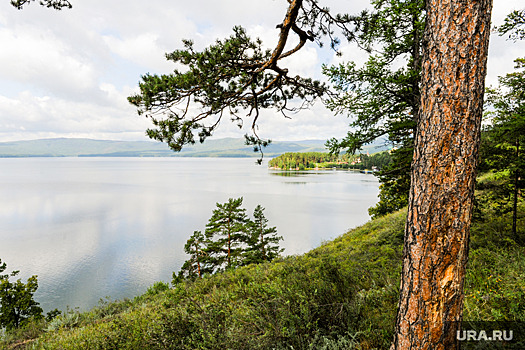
[269,169,366,177]
[270,171,308,177]
[0,158,379,313]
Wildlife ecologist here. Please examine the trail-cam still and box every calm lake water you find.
[0,157,379,312]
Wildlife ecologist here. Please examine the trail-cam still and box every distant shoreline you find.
[0,154,257,158]
[0,137,337,158]
[0,138,390,158]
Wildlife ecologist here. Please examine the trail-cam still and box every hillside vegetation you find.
[1,179,523,349]
[268,151,392,171]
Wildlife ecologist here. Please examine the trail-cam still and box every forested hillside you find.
[268,151,392,170]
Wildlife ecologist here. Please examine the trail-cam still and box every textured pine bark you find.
[392,1,493,349]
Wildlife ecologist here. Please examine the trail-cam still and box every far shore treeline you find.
[268,151,393,171]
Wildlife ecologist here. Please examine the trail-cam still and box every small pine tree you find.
[176,201,284,281]
[175,231,214,281]
[205,197,249,271]
[244,205,283,264]
[0,259,43,331]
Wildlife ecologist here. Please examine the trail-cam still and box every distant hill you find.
[0,138,328,158]
[0,138,391,158]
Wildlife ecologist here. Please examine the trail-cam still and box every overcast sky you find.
[0,0,524,143]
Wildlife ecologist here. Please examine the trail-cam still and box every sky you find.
[0,0,524,143]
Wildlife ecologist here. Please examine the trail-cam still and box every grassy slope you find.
[2,191,524,349]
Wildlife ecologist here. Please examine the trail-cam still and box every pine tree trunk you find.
[392,1,493,349]
[227,217,231,268]
[195,243,202,278]
[14,308,20,329]
[261,229,266,262]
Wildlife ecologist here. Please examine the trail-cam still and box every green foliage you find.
[205,197,250,271]
[353,151,392,170]
[176,199,283,283]
[268,150,392,171]
[482,58,525,238]
[465,200,525,321]
[45,308,62,322]
[145,282,170,297]
[368,147,411,218]
[0,259,43,331]
[0,316,47,349]
[476,171,520,218]
[497,8,525,42]
[243,205,283,265]
[126,0,370,162]
[269,152,338,170]
[128,25,325,161]
[46,308,82,331]
[176,230,216,281]
[323,0,424,218]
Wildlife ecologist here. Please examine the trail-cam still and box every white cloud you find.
[0,0,523,142]
[329,42,370,68]
[102,33,181,73]
[485,1,525,87]
[281,46,320,78]
[0,86,149,142]
[0,26,100,99]
[486,38,525,87]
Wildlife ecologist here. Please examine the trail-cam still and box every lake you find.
[0,157,379,312]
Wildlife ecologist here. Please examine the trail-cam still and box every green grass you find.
[2,192,524,349]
